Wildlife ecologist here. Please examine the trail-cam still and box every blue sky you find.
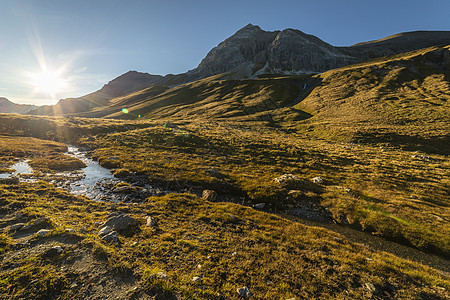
[1,0,449,105]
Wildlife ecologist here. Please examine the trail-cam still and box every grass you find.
[0,181,448,299]
[1,113,447,256]
[73,120,449,256]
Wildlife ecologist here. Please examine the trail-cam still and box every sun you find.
[31,70,65,95]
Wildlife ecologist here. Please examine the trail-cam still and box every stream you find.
[0,145,168,202]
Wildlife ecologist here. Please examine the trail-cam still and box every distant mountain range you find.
[0,97,36,114]
[15,24,450,117]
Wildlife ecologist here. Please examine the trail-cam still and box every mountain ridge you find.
[0,97,36,114]
[27,25,450,117]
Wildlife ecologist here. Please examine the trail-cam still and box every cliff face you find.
[187,24,357,80]
[187,24,279,79]
[267,29,356,73]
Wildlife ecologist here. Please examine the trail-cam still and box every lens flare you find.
[122,108,129,114]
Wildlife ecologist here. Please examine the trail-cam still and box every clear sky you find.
[1,0,449,105]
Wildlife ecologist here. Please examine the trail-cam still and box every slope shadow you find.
[356,132,450,155]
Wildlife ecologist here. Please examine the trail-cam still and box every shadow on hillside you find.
[356,132,450,155]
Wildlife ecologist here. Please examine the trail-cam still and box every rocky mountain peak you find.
[187,24,359,80]
[233,23,264,38]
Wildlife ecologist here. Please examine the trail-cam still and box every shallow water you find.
[1,145,162,202]
[65,145,119,199]
[0,160,33,179]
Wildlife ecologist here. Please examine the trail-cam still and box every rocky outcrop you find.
[267,29,356,73]
[187,24,357,80]
[187,24,279,79]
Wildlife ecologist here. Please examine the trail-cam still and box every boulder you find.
[98,226,113,236]
[6,223,25,232]
[113,185,135,194]
[253,203,265,209]
[36,229,51,237]
[163,122,179,129]
[101,212,138,236]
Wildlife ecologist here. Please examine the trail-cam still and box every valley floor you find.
[0,114,448,299]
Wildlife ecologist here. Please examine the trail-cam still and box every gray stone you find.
[274,174,302,185]
[157,272,169,280]
[237,286,252,298]
[411,154,431,161]
[113,185,134,194]
[101,213,138,236]
[163,122,178,129]
[53,245,64,253]
[365,282,377,293]
[192,276,201,282]
[7,223,25,232]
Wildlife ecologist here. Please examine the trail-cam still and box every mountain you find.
[71,45,449,155]
[29,71,185,115]
[186,24,357,80]
[187,25,450,80]
[0,97,36,114]
[293,45,450,154]
[29,25,450,118]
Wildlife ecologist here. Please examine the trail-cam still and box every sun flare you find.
[31,71,65,95]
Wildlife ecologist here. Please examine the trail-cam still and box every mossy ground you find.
[0,182,448,299]
[0,114,449,299]
[79,120,449,256]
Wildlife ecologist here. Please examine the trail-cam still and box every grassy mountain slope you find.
[74,45,450,155]
[291,45,450,154]
[29,71,185,116]
[1,114,449,258]
[0,97,36,114]
[342,31,450,59]
[91,74,314,121]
